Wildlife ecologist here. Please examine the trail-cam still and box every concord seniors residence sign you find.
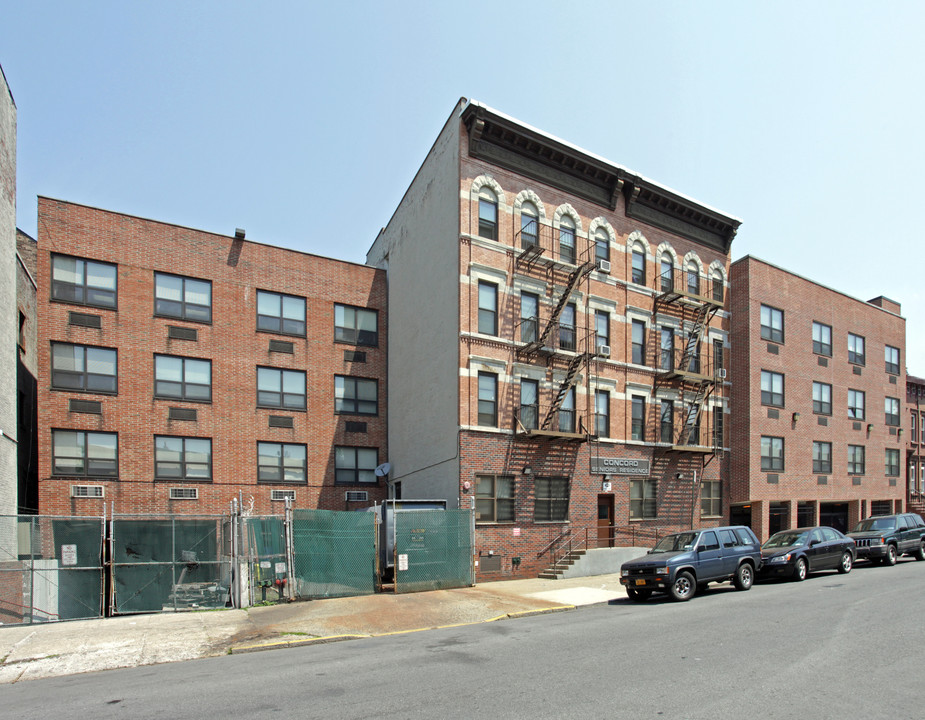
[591,457,650,476]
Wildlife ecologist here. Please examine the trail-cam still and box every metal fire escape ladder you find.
[679,302,715,372]
[677,380,714,447]
[529,261,596,352]
[540,351,589,430]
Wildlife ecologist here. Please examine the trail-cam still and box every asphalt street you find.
[2,559,923,719]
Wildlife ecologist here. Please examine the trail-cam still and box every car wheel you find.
[669,571,696,601]
[792,557,807,582]
[626,588,652,602]
[914,542,925,562]
[733,563,754,591]
[884,544,898,566]
[838,551,853,574]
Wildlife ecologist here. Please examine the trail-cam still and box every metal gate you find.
[241,515,290,605]
[393,509,474,593]
[110,515,231,614]
[290,508,378,599]
[0,515,106,623]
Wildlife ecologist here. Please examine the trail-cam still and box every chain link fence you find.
[393,509,474,593]
[240,515,290,605]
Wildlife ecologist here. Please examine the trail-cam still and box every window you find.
[255,291,306,336]
[595,311,610,351]
[660,255,674,292]
[51,254,117,309]
[911,462,918,494]
[921,413,924,443]
[335,376,378,415]
[155,273,211,323]
[335,446,378,484]
[559,388,575,433]
[477,281,498,336]
[631,243,646,284]
[812,322,832,356]
[713,406,724,448]
[660,400,674,443]
[630,478,656,519]
[476,475,514,523]
[687,413,701,446]
[686,262,700,296]
[713,339,724,375]
[701,480,721,518]
[848,333,865,365]
[812,382,832,415]
[761,370,784,407]
[885,345,900,375]
[913,412,918,441]
[478,372,497,427]
[520,293,538,344]
[594,228,610,263]
[478,187,498,240]
[595,390,610,437]
[632,320,646,365]
[559,217,576,264]
[761,436,784,472]
[848,445,865,475]
[813,441,832,473]
[848,389,865,420]
[257,367,306,410]
[631,396,646,441]
[51,343,117,394]
[334,304,378,346]
[559,303,576,351]
[155,436,211,480]
[520,379,538,430]
[885,448,900,477]
[520,202,538,249]
[258,442,307,483]
[52,430,118,477]
[154,355,211,402]
[711,273,724,303]
[760,305,784,343]
[885,397,900,426]
[660,327,674,371]
[535,477,569,522]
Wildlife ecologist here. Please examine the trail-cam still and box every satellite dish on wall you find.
[375,462,392,478]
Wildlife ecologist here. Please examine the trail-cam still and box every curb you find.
[229,605,576,655]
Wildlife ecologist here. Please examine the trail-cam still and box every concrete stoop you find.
[539,546,649,579]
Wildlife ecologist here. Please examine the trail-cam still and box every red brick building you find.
[36,198,388,516]
[368,100,740,578]
[907,374,925,515]
[729,256,907,538]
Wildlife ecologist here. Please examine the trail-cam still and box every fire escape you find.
[653,266,724,457]
[512,222,603,441]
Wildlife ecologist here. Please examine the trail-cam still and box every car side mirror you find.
[809,539,819,547]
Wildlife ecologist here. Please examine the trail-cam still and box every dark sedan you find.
[758,526,855,581]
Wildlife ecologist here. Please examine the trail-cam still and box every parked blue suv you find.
[620,526,762,602]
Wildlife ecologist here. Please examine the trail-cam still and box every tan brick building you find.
[728,256,907,538]
[368,100,741,578]
[36,198,388,516]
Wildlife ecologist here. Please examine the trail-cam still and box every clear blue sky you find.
[3,1,923,371]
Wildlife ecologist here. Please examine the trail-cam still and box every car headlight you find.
[654,567,669,575]
[768,554,791,564]
[621,569,629,577]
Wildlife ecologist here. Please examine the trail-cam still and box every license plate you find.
[635,579,647,586]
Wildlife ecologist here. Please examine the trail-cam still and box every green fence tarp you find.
[393,509,474,593]
[291,508,377,598]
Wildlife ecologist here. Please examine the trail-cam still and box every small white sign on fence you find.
[61,544,78,567]
[397,553,409,571]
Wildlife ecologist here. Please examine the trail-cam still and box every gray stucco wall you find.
[0,67,18,518]
[367,102,463,507]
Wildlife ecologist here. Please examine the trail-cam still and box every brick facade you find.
[36,198,388,516]
[907,375,925,515]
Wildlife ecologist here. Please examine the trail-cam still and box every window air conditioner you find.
[71,485,104,498]
[598,345,612,358]
[169,487,198,500]
[716,368,727,379]
[596,259,611,274]
[272,489,296,502]
[345,490,369,502]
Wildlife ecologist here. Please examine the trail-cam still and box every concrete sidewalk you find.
[0,573,628,684]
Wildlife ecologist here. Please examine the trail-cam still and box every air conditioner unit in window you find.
[596,259,611,274]
[169,487,198,500]
[598,345,611,358]
[345,491,369,502]
[716,368,727,379]
[271,489,296,502]
[71,485,104,498]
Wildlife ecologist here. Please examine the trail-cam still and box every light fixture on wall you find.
[867,423,874,433]
[792,412,800,422]
[522,466,532,476]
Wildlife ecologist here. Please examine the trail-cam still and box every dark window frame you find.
[257,366,307,410]
[257,289,307,338]
[885,345,900,375]
[885,396,900,426]
[477,281,498,336]
[477,371,497,427]
[51,429,119,478]
[534,476,570,522]
[51,342,118,394]
[847,444,865,475]
[630,477,657,519]
[631,395,646,441]
[154,272,212,324]
[519,378,539,431]
[885,448,900,477]
[660,400,674,443]
[848,389,865,420]
[334,375,379,416]
[761,435,784,472]
[812,321,832,356]
[812,381,832,416]
[154,435,212,481]
[701,479,722,518]
[760,304,784,344]
[478,190,498,240]
[154,354,212,403]
[334,445,379,484]
[475,474,515,524]
[51,253,118,310]
[595,390,610,438]
[812,441,832,474]
[334,303,379,347]
[848,333,866,366]
[761,370,785,407]
[631,319,646,365]
[257,441,308,484]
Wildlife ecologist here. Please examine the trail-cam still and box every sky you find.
[2,1,924,371]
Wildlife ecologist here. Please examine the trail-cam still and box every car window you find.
[912,515,925,529]
[699,531,720,551]
[897,516,910,530]
[734,528,756,546]
[854,517,896,532]
[719,529,739,547]
[653,532,697,552]
[820,528,838,542]
[763,531,807,549]
[810,529,824,543]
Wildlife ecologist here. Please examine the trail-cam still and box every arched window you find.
[631,242,646,285]
[520,201,538,249]
[712,270,724,302]
[478,187,498,240]
[594,228,610,263]
[559,216,576,264]
[687,262,700,295]
[660,254,674,292]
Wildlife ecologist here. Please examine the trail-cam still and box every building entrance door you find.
[820,502,849,533]
[597,494,614,547]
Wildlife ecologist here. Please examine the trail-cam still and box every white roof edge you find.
[461,98,743,224]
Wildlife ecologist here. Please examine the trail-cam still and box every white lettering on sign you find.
[61,544,78,567]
